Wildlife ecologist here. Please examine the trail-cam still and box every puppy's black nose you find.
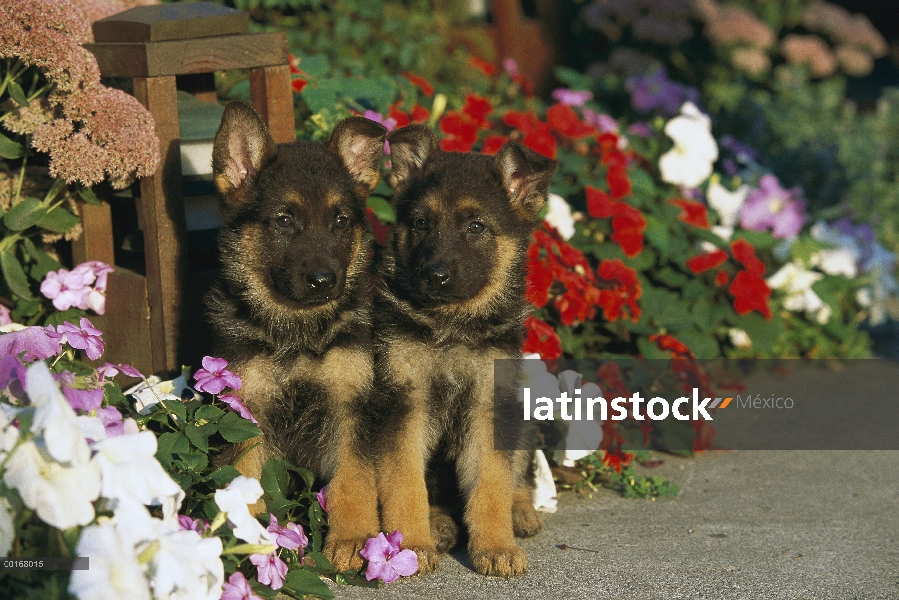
[423,265,450,287]
[307,270,336,289]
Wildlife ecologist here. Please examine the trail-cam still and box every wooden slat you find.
[85,32,288,78]
[87,269,154,377]
[92,3,248,43]
[132,75,187,376]
[249,64,296,145]
[72,200,115,266]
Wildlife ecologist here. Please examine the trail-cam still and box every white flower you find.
[26,361,91,465]
[531,450,558,514]
[3,439,101,529]
[520,354,562,403]
[707,182,749,229]
[125,375,198,415]
[767,262,831,322]
[149,529,224,600]
[809,221,860,278]
[0,497,14,557]
[68,521,152,600]
[544,193,576,241]
[92,431,184,523]
[214,476,273,545]
[728,328,752,349]
[554,371,603,467]
[659,102,719,188]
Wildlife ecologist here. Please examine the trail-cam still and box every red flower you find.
[388,104,411,128]
[602,448,634,474]
[597,363,630,399]
[503,110,540,132]
[410,104,430,123]
[522,316,563,360]
[546,103,597,139]
[291,78,307,94]
[462,95,492,128]
[687,249,728,274]
[439,111,478,152]
[365,208,391,246]
[597,259,641,323]
[586,187,615,218]
[585,187,645,257]
[714,270,729,286]
[671,199,710,229]
[603,150,632,199]
[730,238,765,276]
[469,56,496,77]
[525,256,554,308]
[648,333,693,357]
[522,124,556,160]
[729,271,772,319]
[401,71,434,97]
[480,135,508,155]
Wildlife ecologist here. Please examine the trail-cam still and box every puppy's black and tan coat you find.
[207,102,386,570]
[369,125,556,576]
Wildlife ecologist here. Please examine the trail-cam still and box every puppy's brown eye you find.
[275,215,292,228]
[413,218,429,230]
[335,215,349,229]
[468,221,485,234]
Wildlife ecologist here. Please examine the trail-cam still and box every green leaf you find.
[8,80,29,107]
[674,329,720,359]
[336,569,382,588]
[159,400,187,422]
[4,197,46,231]
[184,422,215,453]
[643,215,670,255]
[298,54,330,77]
[104,384,129,408]
[43,178,67,203]
[0,131,24,159]
[36,207,81,233]
[194,404,225,422]
[0,247,33,299]
[302,86,338,114]
[553,66,593,91]
[23,237,61,281]
[367,196,395,224]
[304,551,335,574]
[156,431,189,465]
[217,411,262,443]
[637,337,669,360]
[280,568,335,599]
[174,450,208,472]
[206,465,241,486]
[77,186,103,207]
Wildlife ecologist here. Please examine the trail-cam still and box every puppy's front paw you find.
[469,545,528,577]
[406,544,439,574]
[429,509,459,553]
[512,503,543,538]
[323,537,367,572]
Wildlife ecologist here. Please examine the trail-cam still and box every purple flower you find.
[52,318,104,360]
[315,486,328,514]
[267,513,308,551]
[96,362,144,380]
[359,530,419,583]
[193,356,241,395]
[58,371,103,412]
[626,69,700,116]
[582,108,619,133]
[219,394,258,425]
[0,354,26,390]
[177,514,210,535]
[626,122,653,138]
[0,304,11,326]
[221,571,262,600]
[250,552,288,590]
[0,325,63,362]
[740,174,807,239]
[40,268,92,311]
[95,405,136,438]
[551,88,593,107]
[503,57,519,76]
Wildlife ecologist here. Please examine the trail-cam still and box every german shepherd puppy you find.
[207,102,386,571]
[368,125,556,576]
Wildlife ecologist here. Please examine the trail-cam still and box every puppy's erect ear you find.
[494,141,558,220]
[212,102,276,195]
[386,125,437,192]
[329,116,388,195]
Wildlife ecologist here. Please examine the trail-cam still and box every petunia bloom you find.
[193,356,242,395]
[359,531,419,583]
[740,174,806,239]
[659,102,718,189]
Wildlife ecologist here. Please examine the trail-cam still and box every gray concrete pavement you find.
[328,450,899,599]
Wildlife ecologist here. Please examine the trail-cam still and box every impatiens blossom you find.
[50,318,104,361]
[659,102,718,188]
[543,193,575,241]
[0,324,62,361]
[767,262,830,323]
[729,328,753,349]
[219,394,258,425]
[0,305,10,327]
[551,88,593,107]
[315,486,328,513]
[740,175,806,239]
[267,513,308,551]
[359,530,419,583]
[40,262,113,314]
[193,356,242,395]
[221,572,262,600]
[250,552,288,590]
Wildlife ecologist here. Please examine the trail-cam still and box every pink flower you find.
[95,405,137,438]
[359,531,419,583]
[551,88,593,107]
[96,362,144,380]
[51,318,104,360]
[58,371,103,412]
[740,174,807,239]
[178,514,210,535]
[40,267,92,311]
[249,552,288,590]
[267,513,308,551]
[220,571,262,600]
[0,325,62,362]
[219,394,258,425]
[0,305,11,326]
[193,356,241,395]
[315,486,328,514]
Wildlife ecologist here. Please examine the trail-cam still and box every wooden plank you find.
[86,269,154,377]
[132,75,187,377]
[92,3,248,43]
[72,199,115,266]
[249,64,296,145]
[85,32,289,78]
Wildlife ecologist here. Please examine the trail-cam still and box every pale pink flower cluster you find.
[0,0,160,189]
[801,1,888,58]
[40,261,113,315]
[780,34,837,78]
[697,1,775,50]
